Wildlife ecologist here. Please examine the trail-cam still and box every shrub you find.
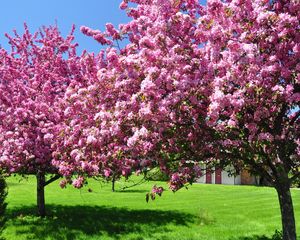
[0,174,7,237]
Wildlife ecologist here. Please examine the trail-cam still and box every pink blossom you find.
[104,169,111,177]
[59,180,67,188]
[86,135,97,145]
[152,185,164,196]
[72,176,85,188]
[119,1,128,10]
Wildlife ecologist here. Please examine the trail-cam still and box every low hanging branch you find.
[44,175,61,187]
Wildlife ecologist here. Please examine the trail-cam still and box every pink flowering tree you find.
[53,0,208,193]
[52,47,144,190]
[53,0,299,239]
[0,24,91,217]
[200,1,299,239]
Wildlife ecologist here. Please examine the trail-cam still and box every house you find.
[197,166,259,185]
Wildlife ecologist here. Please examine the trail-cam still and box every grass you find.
[2,175,300,240]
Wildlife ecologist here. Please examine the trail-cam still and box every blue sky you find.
[0,1,207,54]
[0,0,129,54]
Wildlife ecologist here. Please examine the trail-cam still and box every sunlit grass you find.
[2,176,300,240]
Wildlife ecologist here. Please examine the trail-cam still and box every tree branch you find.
[290,110,300,126]
[243,144,274,183]
[257,145,280,180]
[44,175,60,187]
[272,104,287,135]
[121,177,149,191]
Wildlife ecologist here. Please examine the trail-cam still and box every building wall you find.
[221,170,235,185]
[211,171,215,184]
[197,174,206,183]
[197,166,240,185]
[234,174,242,185]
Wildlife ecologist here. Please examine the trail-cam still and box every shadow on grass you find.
[234,236,273,240]
[6,205,195,240]
[233,232,283,240]
[114,189,148,193]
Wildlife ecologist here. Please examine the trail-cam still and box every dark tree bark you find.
[36,173,60,217]
[275,181,297,240]
[112,175,116,192]
[36,171,46,218]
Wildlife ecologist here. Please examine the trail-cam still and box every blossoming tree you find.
[201,1,299,239]
[53,1,208,191]
[53,0,299,239]
[198,1,300,239]
[0,24,93,217]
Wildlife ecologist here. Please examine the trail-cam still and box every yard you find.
[3,176,300,240]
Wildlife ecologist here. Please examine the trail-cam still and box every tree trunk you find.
[275,182,297,240]
[36,171,46,218]
[112,175,115,192]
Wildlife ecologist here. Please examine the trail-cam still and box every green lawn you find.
[2,176,300,240]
